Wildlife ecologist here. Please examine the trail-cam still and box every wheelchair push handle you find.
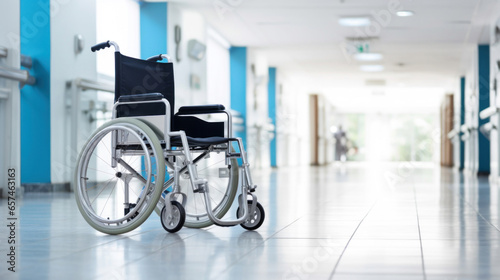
[91,40,120,52]
[147,54,171,62]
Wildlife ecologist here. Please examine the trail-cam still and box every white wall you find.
[490,18,500,180]
[50,0,97,183]
[488,8,500,181]
[275,72,309,167]
[246,48,271,168]
[464,49,479,173]
[168,4,207,110]
[206,28,230,108]
[452,78,462,169]
[317,95,335,165]
[0,0,21,193]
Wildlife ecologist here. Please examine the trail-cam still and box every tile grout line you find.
[459,191,500,233]
[211,216,304,279]
[443,176,500,233]
[412,183,427,280]
[328,200,378,280]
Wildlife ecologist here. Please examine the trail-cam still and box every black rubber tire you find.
[237,201,265,231]
[161,201,186,233]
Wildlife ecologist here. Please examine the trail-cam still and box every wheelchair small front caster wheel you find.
[237,201,265,231]
[161,201,185,233]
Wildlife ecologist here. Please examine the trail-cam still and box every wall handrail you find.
[0,65,35,85]
[480,122,496,132]
[479,122,497,140]
[460,124,477,133]
[0,47,7,58]
[74,78,114,93]
[479,106,498,120]
[0,46,32,68]
[0,87,9,99]
[21,55,32,69]
[447,128,460,139]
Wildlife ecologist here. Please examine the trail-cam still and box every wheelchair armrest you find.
[176,104,225,115]
[118,93,163,103]
[175,104,233,137]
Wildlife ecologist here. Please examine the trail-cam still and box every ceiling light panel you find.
[360,65,384,72]
[354,53,383,61]
[338,17,371,27]
[396,10,415,17]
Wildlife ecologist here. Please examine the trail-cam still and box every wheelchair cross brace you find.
[161,138,259,227]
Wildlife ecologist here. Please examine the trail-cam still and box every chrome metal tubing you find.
[0,47,7,58]
[0,65,35,85]
[75,78,114,93]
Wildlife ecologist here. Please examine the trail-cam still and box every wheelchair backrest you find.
[114,52,175,122]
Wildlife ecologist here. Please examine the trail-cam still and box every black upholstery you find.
[117,136,232,150]
[118,92,163,102]
[170,136,229,147]
[173,116,224,138]
[177,104,225,115]
[114,53,174,120]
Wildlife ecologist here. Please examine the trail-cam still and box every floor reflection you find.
[1,164,500,279]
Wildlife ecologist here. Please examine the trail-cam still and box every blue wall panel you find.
[140,2,168,60]
[230,47,247,149]
[20,0,51,183]
[268,67,277,167]
[478,45,490,174]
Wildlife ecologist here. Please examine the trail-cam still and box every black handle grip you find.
[147,54,163,62]
[91,41,110,52]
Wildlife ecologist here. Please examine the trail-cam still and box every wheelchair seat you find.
[117,136,231,150]
[170,135,230,148]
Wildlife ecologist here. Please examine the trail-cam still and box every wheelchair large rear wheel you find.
[75,118,165,234]
[156,148,238,228]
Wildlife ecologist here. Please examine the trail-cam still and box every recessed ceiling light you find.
[396,10,414,17]
[338,17,371,27]
[354,53,383,61]
[360,65,384,72]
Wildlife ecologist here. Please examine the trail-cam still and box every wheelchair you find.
[74,41,265,234]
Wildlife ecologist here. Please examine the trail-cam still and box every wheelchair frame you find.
[74,41,264,234]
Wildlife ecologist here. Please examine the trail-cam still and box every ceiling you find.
[163,0,497,97]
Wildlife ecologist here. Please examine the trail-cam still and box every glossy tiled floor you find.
[2,163,500,279]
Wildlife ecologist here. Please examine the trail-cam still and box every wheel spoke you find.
[86,167,116,176]
[90,177,116,204]
[98,179,118,218]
